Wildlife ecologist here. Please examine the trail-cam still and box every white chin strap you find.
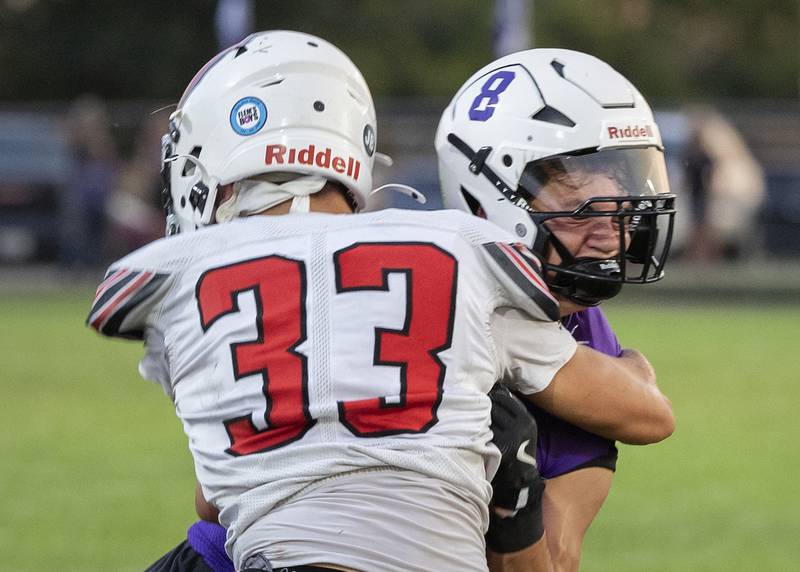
[215,174,328,223]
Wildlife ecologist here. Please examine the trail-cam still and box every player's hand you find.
[486,384,547,553]
[488,384,543,514]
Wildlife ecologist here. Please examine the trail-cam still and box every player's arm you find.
[479,237,673,445]
[526,344,674,445]
[488,542,553,572]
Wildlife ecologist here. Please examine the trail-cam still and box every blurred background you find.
[1,1,798,571]
[1,0,799,277]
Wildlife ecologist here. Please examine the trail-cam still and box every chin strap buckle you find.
[189,181,210,213]
[469,146,492,174]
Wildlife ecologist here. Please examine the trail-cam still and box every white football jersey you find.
[88,208,576,571]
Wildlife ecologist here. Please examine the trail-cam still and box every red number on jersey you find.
[334,243,456,436]
[196,243,457,456]
[196,256,314,456]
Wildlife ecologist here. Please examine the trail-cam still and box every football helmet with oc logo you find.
[161,30,378,234]
[436,48,676,306]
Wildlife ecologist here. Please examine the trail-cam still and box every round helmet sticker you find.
[363,124,375,157]
[230,97,267,136]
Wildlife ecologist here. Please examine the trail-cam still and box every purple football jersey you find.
[530,306,622,479]
[562,306,623,358]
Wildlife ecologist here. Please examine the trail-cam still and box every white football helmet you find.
[161,30,378,234]
[435,48,676,305]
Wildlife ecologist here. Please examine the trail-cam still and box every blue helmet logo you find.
[230,97,267,136]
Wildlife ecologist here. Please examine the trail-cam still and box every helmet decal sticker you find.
[230,97,268,136]
[363,124,375,156]
[265,144,361,181]
[468,70,516,121]
[600,120,659,147]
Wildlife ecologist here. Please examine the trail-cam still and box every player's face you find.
[531,171,632,315]
[532,170,632,265]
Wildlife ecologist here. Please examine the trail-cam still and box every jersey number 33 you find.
[195,242,457,456]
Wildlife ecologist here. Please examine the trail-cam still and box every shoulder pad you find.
[481,241,560,322]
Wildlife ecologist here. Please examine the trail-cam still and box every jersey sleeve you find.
[491,307,578,395]
[478,240,560,322]
[139,327,173,397]
[86,264,173,340]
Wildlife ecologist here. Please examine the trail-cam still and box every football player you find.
[435,48,677,571]
[90,32,673,572]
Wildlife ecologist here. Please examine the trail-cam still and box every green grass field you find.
[1,293,798,571]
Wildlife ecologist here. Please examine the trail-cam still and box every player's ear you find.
[217,183,235,204]
[211,183,236,223]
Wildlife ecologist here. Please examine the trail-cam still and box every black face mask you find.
[530,194,676,307]
[546,256,623,307]
[539,229,623,305]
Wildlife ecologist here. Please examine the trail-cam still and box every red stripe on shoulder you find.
[497,243,557,303]
[89,271,153,331]
[93,268,132,300]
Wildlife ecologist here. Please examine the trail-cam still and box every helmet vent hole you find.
[531,106,575,128]
[181,146,202,176]
[234,46,248,58]
[260,78,285,88]
[502,154,513,167]
[180,196,187,208]
[313,101,325,112]
[550,60,565,77]
[307,41,318,47]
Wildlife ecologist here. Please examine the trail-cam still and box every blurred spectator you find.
[683,121,715,259]
[682,107,765,261]
[105,112,167,257]
[59,95,119,270]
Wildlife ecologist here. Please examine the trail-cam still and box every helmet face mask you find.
[436,48,676,306]
[524,147,675,305]
[532,193,675,305]
[162,30,378,234]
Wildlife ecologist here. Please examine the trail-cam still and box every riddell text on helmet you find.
[606,124,654,139]
[264,144,361,181]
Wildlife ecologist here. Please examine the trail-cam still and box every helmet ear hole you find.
[460,187,484,217]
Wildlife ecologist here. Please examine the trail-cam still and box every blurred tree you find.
[0,0,217,101]
[253,0,494,98]
[535,0,799,102]
[0,0,796,102]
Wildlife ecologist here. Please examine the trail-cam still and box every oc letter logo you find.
[468,70,516,122]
